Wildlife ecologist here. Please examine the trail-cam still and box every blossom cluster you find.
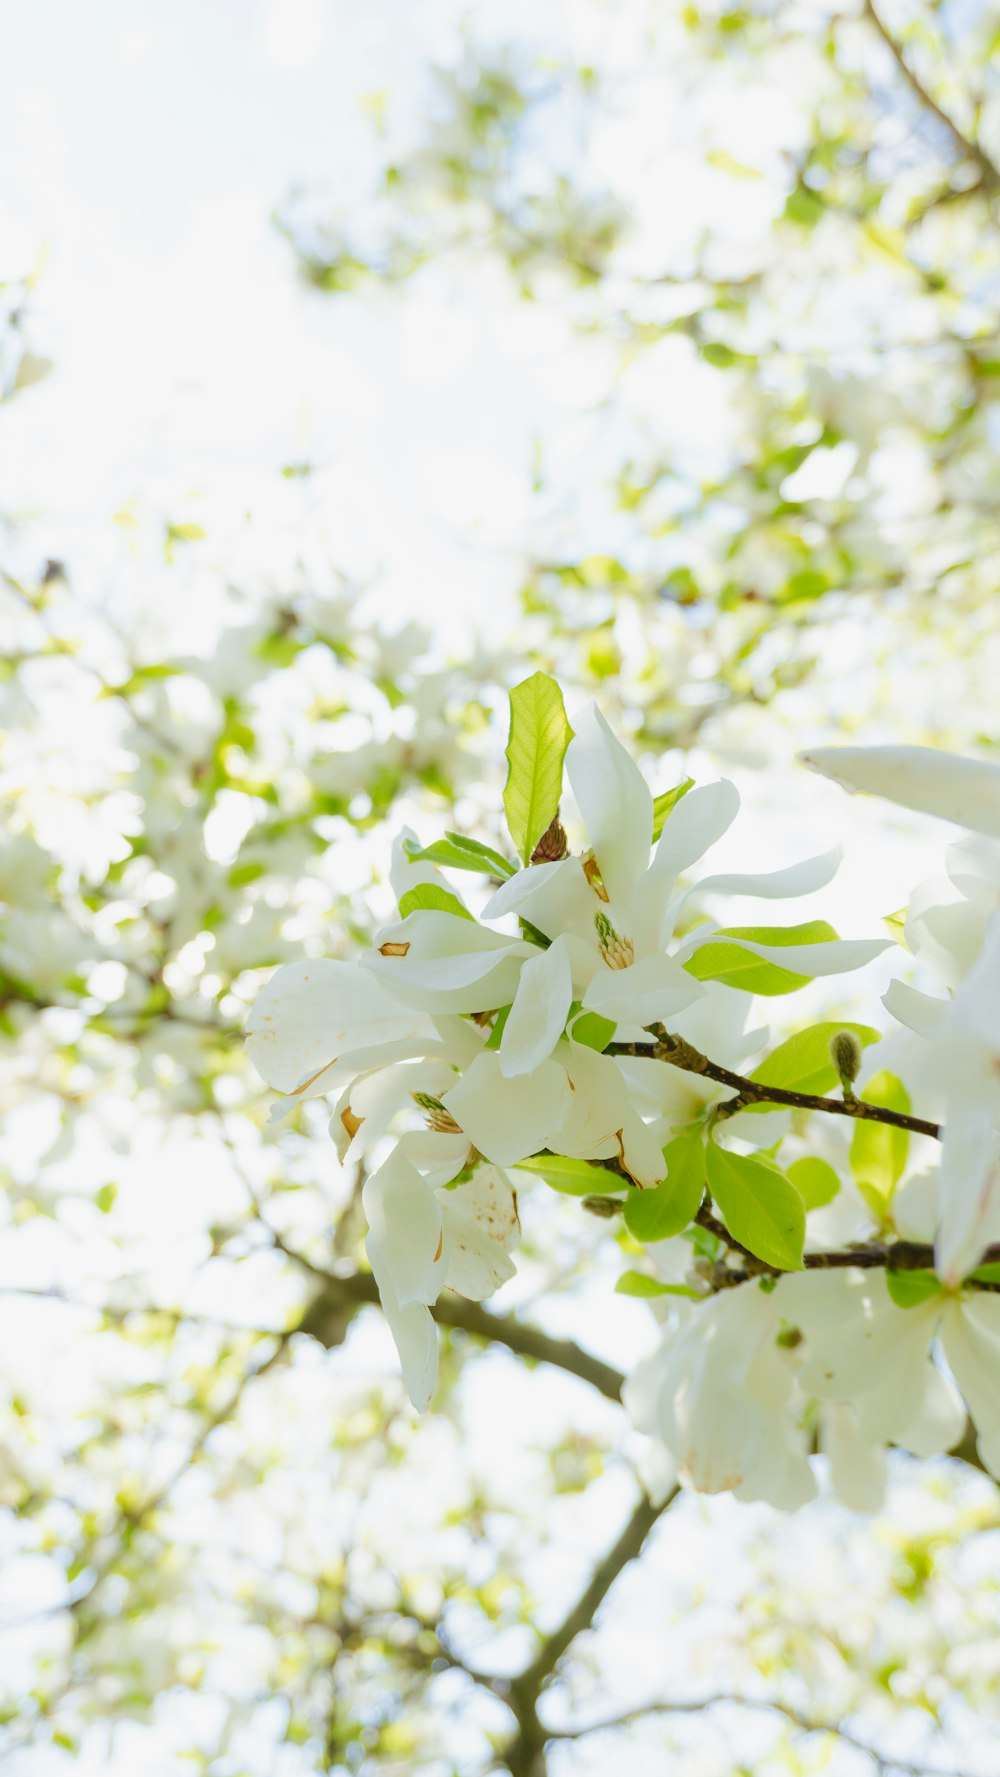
[247,683,1000,1508]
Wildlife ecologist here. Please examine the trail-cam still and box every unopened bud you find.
[829,1029,862,1086]
[581,1194,624,1218]
[531,816,569,863]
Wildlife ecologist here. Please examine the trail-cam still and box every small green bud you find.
[829,1029,862,1086]
[581,1194,624,1218]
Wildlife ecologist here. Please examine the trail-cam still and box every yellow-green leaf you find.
[503,673,574,865]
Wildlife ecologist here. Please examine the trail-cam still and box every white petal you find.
[951,910,1000,1051]
[882,978,948,1039]
[499,934,574,1077]
[821,1403,886,1512]
[941,1296,1000,1473]
[443,1053,572,1166]
[935,1106,1000,1287]
[366,1243,439,1412]
[583,952,704,1025]
[650,780,741,881]
[688,847,842,903]
[550,1045,664,1185]
[680,932,889,977]
[482,857,600,946]
[439,1166,520,1299]
[800,745,1000,839]
[566,703,653,910]
[364,912,531,1013]
[895,1363,966,1458]
[246,958,423,1092]
[362,1148,446,1308]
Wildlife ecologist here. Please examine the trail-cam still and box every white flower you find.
[624,1283,817,1510]
[363,1146,520,1410]
[775,1268,1000,1477]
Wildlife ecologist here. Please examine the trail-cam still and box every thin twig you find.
[863,0,1000,191]
[610,1029,941,1139]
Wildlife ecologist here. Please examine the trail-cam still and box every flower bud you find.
[829,1029,862,1087]
[581,1194,624,1218]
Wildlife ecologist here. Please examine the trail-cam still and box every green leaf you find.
[970,1262,1000,1285]
[705,1143,805,1270]
[745,1021,881,1106]
[786,1157,840,1212]
[615,1271,701,1299]
[403,835,516,877]
[503,673,574,865]
[571,1010,617,1053]
[886,1269,943,1310]
[624,1131,706,1243]
[850,1071,911,1219]
[515,1153,621,1195]
[398,884,474,921]
[685,920,839,996]
[651,776,695,841]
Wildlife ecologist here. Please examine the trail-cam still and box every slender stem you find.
[863,0,1000,192]
[610,1030,941,1139]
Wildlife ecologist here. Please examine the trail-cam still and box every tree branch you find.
[500,1487,673,1776]
[610,1029,941,1139]
[544,1689,984,1775]
[298,1268,626,1402]
[863,0,1000,192]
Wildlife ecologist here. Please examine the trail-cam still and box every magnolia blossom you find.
[364,1145,520,1410]
[805,744,1000,1284]
[776,1268,1000,1479]
[246,708,890,1413]
[624,1283,817,1510]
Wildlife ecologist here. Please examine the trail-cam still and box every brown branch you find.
[610,1029,941,1139]
[297,1267,626,1402]
[501,1487,673,1776]
[863,0,1000,192]
[544,1690,984,1774]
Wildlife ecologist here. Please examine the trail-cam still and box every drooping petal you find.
[800,745,1000,839]
[365,1240,439,1412]
[566,703,653,911]
[246,958,425,1092]
[499,933,574,1077]
[895,1363,966,1459]
[820,1403,886,1512]
[362,1148,446,1308]
[439,1166,520,1299]
[935,1104,1000,1287]
[443,1052,572,1166]
[940,1296,1000,1476]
